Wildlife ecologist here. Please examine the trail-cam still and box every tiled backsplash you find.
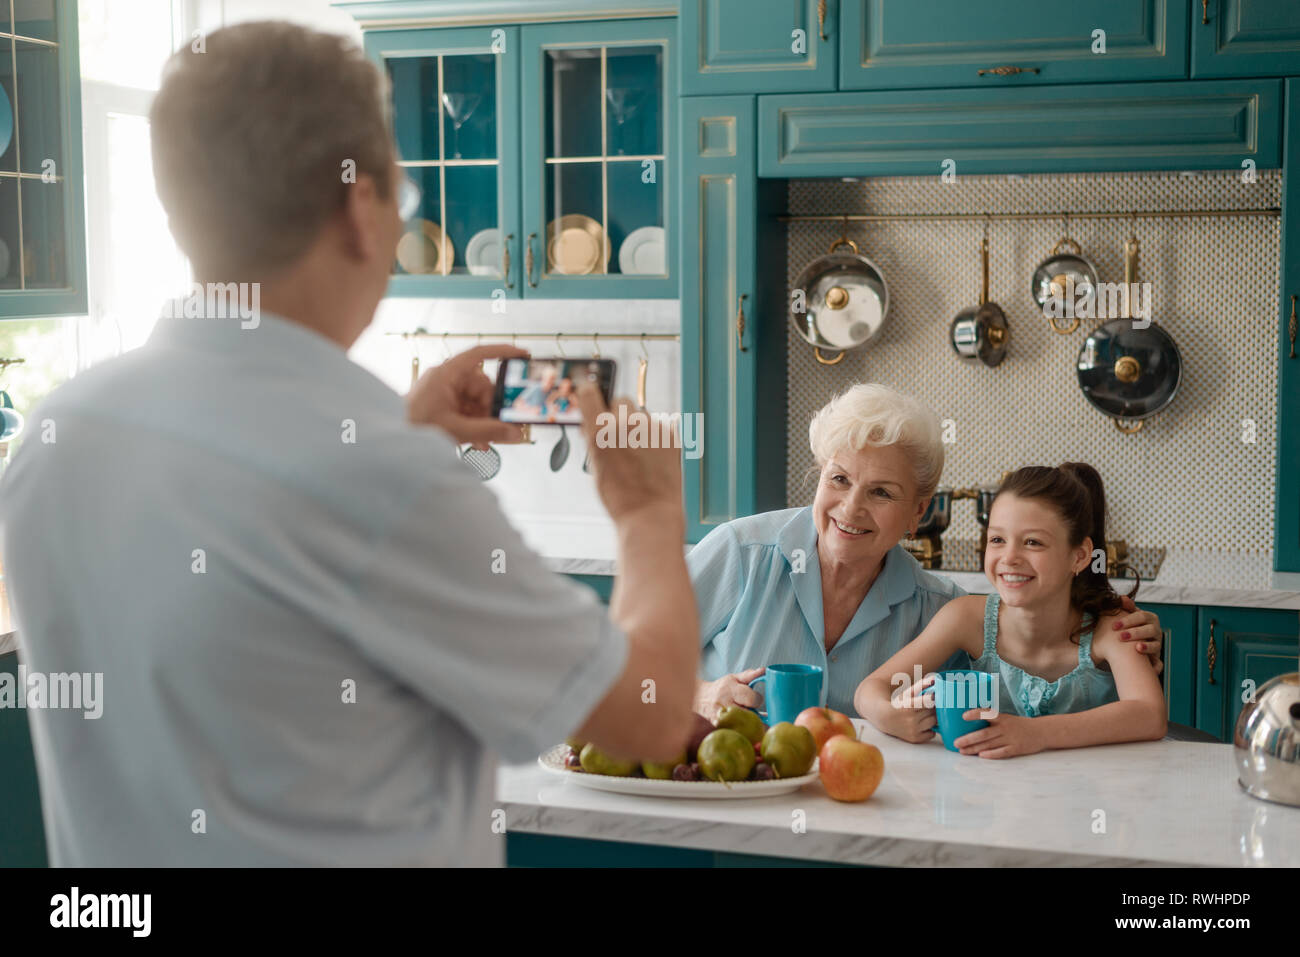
[783,170,1282,557]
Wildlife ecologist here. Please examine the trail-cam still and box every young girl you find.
[855,463,1166,757]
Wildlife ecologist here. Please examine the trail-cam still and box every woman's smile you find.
[832,517,873,537]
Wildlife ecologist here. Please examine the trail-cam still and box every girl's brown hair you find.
[993,463,1138,644]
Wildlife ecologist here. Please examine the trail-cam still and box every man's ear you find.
[338,175,382,263]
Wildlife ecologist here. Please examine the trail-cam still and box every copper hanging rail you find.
[776,207,1280,224]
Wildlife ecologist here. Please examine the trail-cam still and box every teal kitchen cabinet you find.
[520,18,676,298]
[1191,0,1300,78]
[357,15,676,300]
[679,0,837,95]
[678,95,786,542]
[0,0,87,320]
[1275,78,1300,580]
[364,26,523,298]
[0,651,48,866]
[758,79,1281,177]
[1194,606,1299,741]
[1146,603,1198,728]
[839,0,1188,91]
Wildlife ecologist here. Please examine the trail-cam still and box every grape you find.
[564,749,581,769]
[750,762,776,781]
[671,763,697,782]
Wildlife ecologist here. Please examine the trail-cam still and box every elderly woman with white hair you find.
[688,383,1164,719]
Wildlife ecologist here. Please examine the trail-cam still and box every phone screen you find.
[493,357,617,425]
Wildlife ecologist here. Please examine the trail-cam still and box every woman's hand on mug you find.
[886,675,941,744]
[693,668,765,720]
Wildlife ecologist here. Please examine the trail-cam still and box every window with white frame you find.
[77,0,191,366]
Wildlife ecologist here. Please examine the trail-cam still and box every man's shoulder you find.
[30,347,158,417]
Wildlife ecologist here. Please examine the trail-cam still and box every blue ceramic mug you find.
[924,669,997,753]
[748,663,824,726]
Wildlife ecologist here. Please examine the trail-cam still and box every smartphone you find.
[492,357,617,425]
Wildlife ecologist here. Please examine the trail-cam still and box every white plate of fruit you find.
[539,708,822,799]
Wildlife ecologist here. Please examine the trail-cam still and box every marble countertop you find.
[497,720,1300,867]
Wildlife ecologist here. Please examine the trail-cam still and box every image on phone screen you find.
[496,358,616,425]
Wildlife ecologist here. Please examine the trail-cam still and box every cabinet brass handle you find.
[1289,294,1296,359]
[502,233,514,290]
[1207,618,1217,685]
[525,232,538,288]
[817,0,827,41]
[736,293,748,352]
[977,65,1040,77]
[1202,0,1209,25]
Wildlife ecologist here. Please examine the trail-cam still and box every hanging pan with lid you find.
[1076,229,1182,434]
[791,233,889,366]
[1030,214,1099,335]
[950,223,1010,367]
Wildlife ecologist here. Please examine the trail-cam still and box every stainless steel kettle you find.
[1234,670,1300,807]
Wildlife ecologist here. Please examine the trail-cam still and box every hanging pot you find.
[1076,233,1182,434]
[1030,232,1099,335]
[950,232,1009,367]
[791,237,889,366]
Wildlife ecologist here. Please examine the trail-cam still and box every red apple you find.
[795,706,856,753]
[818,735,885,803]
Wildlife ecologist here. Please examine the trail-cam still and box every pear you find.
[579,742,639,777]
[642,749,688,780]
[760,722,817,778]
[685,711,715,762]
[715,705,767,745]
[697,729,756,782]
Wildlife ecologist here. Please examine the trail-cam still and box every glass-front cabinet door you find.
[0,0,87,319]
[520,19,675,298]
[364,26,521,298]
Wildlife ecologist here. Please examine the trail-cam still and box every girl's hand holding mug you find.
[954,710,1045,759]
[886,675,941,743]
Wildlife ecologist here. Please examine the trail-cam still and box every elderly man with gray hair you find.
[0,21,697,866]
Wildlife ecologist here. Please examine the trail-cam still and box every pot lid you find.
[1077,319,1182,419]
[807,268,884,348]
[792,243,889,352]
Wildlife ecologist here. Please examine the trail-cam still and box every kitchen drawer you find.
[839,0,1188,91]
[758,78,1282,177]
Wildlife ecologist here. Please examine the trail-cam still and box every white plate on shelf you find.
[617,225,665,276]
[537,744,819,799]
[465,227,503,277]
